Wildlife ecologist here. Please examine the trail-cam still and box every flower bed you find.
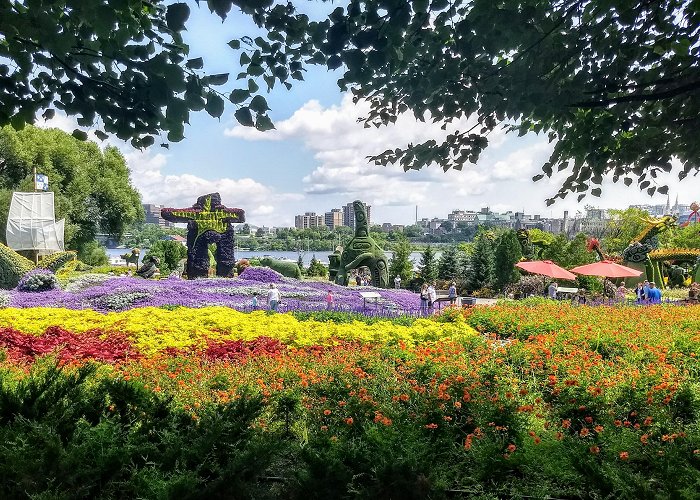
[7,275,421,313]
[1,303,700,497]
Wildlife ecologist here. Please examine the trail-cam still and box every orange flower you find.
[590,445,600,455]
[619,451,629,461]
[425,423,438,429]
[506,444,517,453]
[580,427,590,437]
[323,409,331,416]
[561,419,571,429]
[640,434,649,445]
[594,425,604,434]
[344,418,353,425]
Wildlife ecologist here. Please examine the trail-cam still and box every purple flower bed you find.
[238,266,284,283]
[7,274,422,314]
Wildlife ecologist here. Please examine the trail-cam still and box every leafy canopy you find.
[2,0,698,201]
[0,125,143,253]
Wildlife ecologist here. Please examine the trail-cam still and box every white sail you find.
[6,192,65,253]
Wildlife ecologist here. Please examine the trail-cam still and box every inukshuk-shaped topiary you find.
[161,193,245,279]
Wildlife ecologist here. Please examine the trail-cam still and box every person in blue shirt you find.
[448,282,457,305]
[647,282,662,304]
[642,280,651,302]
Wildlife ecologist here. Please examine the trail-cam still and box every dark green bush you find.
[0,361,273,499]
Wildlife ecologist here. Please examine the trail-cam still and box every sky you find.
[44,1,697,228]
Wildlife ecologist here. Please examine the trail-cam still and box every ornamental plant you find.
[16,269,59,293]
[239,266,285,283]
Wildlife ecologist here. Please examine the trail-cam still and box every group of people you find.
[635,280,663,304]
[419,281,458,315]
[249,283,283,312]
[352,270,373,286]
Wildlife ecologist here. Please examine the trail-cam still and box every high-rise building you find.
[343,202,371,230]
[294,212,324,229]
[447,209,479,225]
[324,208,343,229]
[143,203,172,228]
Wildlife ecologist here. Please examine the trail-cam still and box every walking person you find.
[635,282,644,303]
[267,283,281,312]
[448,281,457,305]
[325,289,334,310]
[251,292,259,310]
[394,274,402,289]
[548,281,558,299]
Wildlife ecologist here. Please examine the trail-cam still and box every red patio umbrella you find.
[515,260,577,281]
[569,260,642,278]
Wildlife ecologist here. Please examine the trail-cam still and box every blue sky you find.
[46,1,696,227]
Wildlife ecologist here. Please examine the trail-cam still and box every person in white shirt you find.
[267,283,281,311]
[548,281,558,299]
[427,283,437,313]
[394,275,401,289]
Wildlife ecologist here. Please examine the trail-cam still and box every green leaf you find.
[255,114,275,131]
[234,107,254,127]
[186,57,203,69]
[228,39,241,50]
[141,135,155,147]
[202,73,229,86]
[205,94,225,118]
[249,95,269,113]
[94,130,109,141]
[72,129,88,141]
[229,89,249,104]
[42,108,55,120]
[591,188,601,197]
[166,3,190,31]
[248,79,259,93]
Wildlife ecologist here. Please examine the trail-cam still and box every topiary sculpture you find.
[333,201,389,288]
[0,243,76,289]
[259,257,302,279]
[161,193,245,279]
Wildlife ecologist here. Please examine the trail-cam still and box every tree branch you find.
[572,80,700,108]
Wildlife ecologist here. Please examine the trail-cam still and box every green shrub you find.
[145,240,187,275]
[77,241,109,266]
[307,257,328,278]
[0,362,272,499]
[38,251,77,273]
[0,243,34,289]
[260,257,302,279]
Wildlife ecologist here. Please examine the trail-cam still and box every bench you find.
[433,290,459,309]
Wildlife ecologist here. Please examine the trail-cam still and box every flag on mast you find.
[35,174,49,191]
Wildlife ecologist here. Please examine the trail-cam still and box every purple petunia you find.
[239,266,284,283]
[8,271,422,314]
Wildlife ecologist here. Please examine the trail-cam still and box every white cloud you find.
[226,94,698,224]
[37,113,300,226]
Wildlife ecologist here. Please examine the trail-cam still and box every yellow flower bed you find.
[0,307,478,354]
